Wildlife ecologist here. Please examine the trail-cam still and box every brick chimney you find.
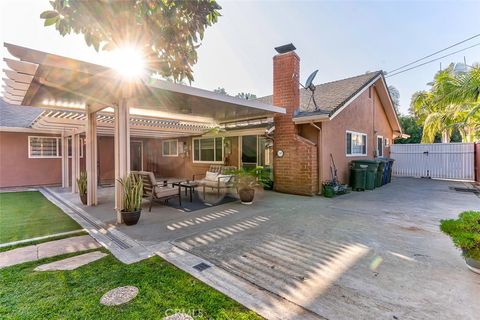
[273,44,318,195]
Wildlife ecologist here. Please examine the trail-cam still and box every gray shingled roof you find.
[256,71,383,118]
[0,99,43,128]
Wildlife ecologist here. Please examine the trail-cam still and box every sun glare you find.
[109,47,146,79]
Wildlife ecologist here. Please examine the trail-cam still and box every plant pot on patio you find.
[440,210,480,275]
[228,166,267,205]
[117,173,144,226]
[239,188,255,205]
[80,193,87,205]
[121,210,141,226]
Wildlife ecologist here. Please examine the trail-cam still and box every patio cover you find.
[1,42,284,222]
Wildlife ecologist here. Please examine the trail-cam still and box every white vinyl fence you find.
[391,143,475,181]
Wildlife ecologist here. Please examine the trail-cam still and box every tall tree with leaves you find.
[235,92,257,100]
[411,63,480,143]
[41,0,222,82]
[388,85,400,115]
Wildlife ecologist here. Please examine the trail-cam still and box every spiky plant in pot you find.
[117,173,144,225]
[76,171,87,205]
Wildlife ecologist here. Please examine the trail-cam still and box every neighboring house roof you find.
[256,71,402,134]
[0,99,43,128]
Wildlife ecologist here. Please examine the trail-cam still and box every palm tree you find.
[411,63,480,143]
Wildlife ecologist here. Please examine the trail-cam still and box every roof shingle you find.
[256,71,383,118]
[0,99,43,128]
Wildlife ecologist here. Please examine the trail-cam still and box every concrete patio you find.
[51,177,480,319]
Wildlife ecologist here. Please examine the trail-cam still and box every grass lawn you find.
[0,250,261,319]
[0,191,81,244]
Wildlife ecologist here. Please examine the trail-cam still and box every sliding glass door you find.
[240,135,273,179]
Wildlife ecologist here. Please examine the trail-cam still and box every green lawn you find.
[0,250,261,319]
[0,191,81,244]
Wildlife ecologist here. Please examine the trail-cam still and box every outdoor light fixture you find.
[109,47,146,79]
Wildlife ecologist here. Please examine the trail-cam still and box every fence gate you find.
[390,143,475,181]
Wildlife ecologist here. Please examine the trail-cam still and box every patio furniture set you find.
[132,165,236,211]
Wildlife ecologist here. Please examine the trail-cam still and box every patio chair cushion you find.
[201,180,230,188]
[217,174,233,182]
[205,171,219,181]
[154,186,178,198]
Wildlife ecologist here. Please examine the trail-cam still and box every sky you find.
[1,0,479,115]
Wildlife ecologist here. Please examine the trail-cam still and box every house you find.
[0,42,401,200]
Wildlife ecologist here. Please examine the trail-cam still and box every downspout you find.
[309,122,322,195]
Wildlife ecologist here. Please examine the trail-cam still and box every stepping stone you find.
[37,235,101,259]
[100,286,139,306]
[34,251,107,271]
[0,245,37,269]
[164,313,193,320]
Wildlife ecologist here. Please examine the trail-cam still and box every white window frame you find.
[192,137,224,164]
[28,136,62,159]
[384,138,390,148]
[377,135,384,157]
[346,130,367,157]
[162,139,178,157]
[68,137,84,158]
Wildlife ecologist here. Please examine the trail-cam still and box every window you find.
[162,139,178,157]
[193,137,223,163]
[346,131,367,156]
[384,138,390,148]
[377,136,383,157]
[28,136,61,158]
[68,138,84,158]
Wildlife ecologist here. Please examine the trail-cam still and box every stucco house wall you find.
[0,132,61,187]
[321,86,394,184]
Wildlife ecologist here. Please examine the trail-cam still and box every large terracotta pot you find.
[80,193,87,205]
[239,188,255,205]
[121,210,141,226]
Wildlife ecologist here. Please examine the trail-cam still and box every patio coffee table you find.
[172,181,199,202]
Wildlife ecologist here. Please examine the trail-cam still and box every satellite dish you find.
[303,70,319,111]
[305,70,318,90]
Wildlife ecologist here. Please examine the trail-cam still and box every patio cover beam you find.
[61,132,69,188]
[86,108,98,206]
[71,132,80,193]
[114,99,130,223]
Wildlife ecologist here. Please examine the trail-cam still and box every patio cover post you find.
[86,108,98,205]
[61,132,69,188]
[71,131,80,193]
[114,98,131,223]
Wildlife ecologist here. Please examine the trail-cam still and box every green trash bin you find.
[352,160,379,190]
[375,159,387,187]
[351,166,367,191]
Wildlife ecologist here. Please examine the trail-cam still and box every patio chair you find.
[193,165,236,197]
[131,171,181,212]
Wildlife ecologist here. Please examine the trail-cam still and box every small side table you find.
[172,181,199,202]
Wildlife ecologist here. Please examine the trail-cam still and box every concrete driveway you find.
[166,178,480,320]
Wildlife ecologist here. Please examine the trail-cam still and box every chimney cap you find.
[274,43,296,54]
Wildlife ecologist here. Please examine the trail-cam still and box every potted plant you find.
[76,171,87,205]
[117,173,144,226]
[229,166,266,205]
[440,210,480,274]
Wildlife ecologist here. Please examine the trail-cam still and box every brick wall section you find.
[272,51,318,195]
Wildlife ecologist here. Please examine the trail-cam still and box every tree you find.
[235,92,257,100]
[394,115,422,144]
[388,85,400,115]
[213,87,228,95]
[41,0,222,82]
[410,63,480,143]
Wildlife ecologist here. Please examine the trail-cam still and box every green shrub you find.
[117,173,143,212]
[440,211,480,260]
